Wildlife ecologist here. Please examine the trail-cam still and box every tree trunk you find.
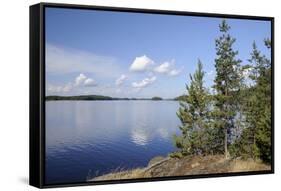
[224,127,228,159]
[225,79,229,159]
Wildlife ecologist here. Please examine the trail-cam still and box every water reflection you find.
[46,101,180,184]
[157,128,170,140]
[131,128,150,146]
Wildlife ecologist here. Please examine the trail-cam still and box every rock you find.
[191,162,200,168]
[148,156,165,166]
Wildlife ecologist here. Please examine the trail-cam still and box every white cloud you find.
[154,62,171,74]
[153,61,182,76]
[243,67,252,78]
[46,44,184,97]
[46,44,122,78]
[129,55,154,72]
[47,85,61,93]
[168,69,182,76]
[115,74,128,86]
[84,78,96,87]
[75,73,87,86]
[47,73,97,95]
[62,83,73,92]
[47,83,73,94]
[242,67,255,87]
[74,73,97,87]
[132,76,156,88]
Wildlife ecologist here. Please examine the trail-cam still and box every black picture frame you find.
[30,2,274,188]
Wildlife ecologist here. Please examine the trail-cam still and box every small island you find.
[151,96,163,100]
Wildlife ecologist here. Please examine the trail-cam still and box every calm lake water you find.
[45,101,180,184]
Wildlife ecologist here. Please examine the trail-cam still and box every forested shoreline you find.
[45,95,169,101]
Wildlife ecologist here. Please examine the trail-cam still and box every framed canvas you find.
[30,2,274,188]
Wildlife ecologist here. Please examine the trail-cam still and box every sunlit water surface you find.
[46,101,180,184]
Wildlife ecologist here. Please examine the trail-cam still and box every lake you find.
[45,101,181,184]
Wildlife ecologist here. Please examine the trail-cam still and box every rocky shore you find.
[89,155,270,181]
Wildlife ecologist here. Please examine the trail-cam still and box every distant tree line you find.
[46,95,114,101]
[172,20,272,163]
[46,95,166,101]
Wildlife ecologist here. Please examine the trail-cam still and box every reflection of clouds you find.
[130,126,173,146]
[157,128,170,140]
[130,128,150,146]
[74,102,94,130]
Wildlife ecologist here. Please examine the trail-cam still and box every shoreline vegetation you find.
[45,95,179,101]
[89,155,270,181]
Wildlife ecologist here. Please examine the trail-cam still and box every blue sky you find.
[45,7,271,98]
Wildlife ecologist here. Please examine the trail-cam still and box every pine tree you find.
[243,41,272,162]
[257,39,272,163]
[173,60,210,157]
[212,20,242,158]
[230,40,271,162]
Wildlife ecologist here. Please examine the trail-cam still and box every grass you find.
[92,168,147,181]
[229,158,271,172]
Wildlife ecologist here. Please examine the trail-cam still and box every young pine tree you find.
[173,60,210,157]
[212,20,242,158]
[243,41,272,162]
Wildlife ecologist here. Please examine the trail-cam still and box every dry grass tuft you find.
[92,168,147,181]
[229,159,271,172]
